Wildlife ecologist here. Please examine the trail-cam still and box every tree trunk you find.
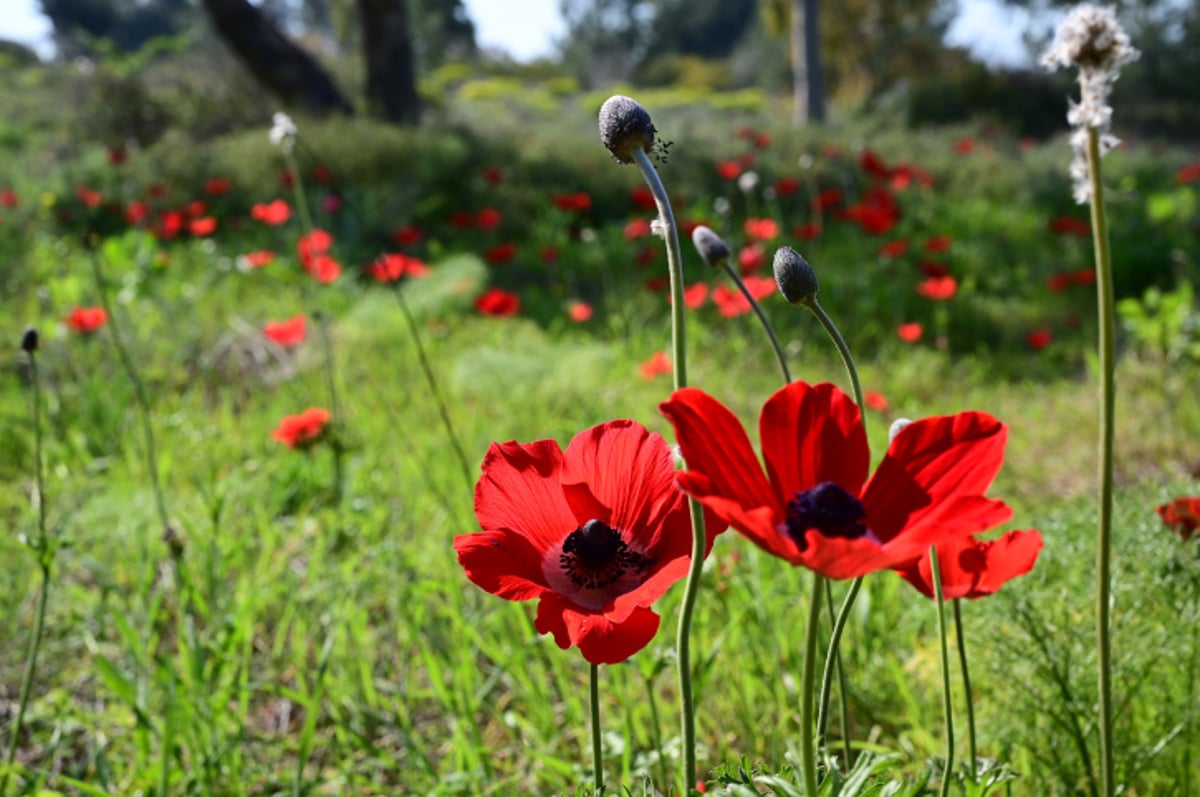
[791,0,826,125]
[356,0,421,125]
[201,0,353,116]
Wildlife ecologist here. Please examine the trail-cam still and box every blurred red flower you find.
[107,147,127,166]
[1026,328,1053,350]
[773,177,800,196]
[684,282,709,309]
[482,166,505,185]
[66,306,108,335]
[476,207,503,231]
[924,235,953,253]
[879,239,909,258]
[644,275,668,293]
[738,244,765,273]
[393,224,423,246]
[896,530,1044,600]
[263,314,307,347]
[476,287,520,316]
[553,192,592,213]
[953,138,976,155]
[370,253,429,283]
[449,211,473,229]
[636,246,659,269]
[630,186,657,210]
[897,322,923,343]
[184,200,207,218]
[307,255,341,283]
[271,407,331,449]
[716,160,741,180]
[76,186,103,208]
[812,189,842,212]
[298,228,333,262]
[916,275,958,301]
[712,276,775,317]
[890,164,935,191]
[865,390,889,412]
[744,218,779,242]
[1176,163,1200,184]
[322,195,343,213]
[312,164,333,184]
[454,419,722,664]
[660,381,1012,579]
[251,199,291,226]
[125,201,149,226]
[0,189,16,208]
[1047,273,1072,293]
[624,218,653,241]
[241,250,275,269]
[919,260,950,278]
[567,300,593,322]
[640,350,672,379]
[155,210,184,240]
[189,216,217,236]
[1157,497,1200,540]
[540,245,560,264]
[793,222,822,241]
[860,149,890,179]
[205,178,231,196]
[1049,216,1090,237]
[1072,268,1096,286]
[485,241,517,265]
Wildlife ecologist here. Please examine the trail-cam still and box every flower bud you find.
[691,225,730,269]
[20,325,38,353]
[598,96,657,165]
[773,246,819,306]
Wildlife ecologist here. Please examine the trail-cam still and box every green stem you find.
[283,150,316,239]
[632,146,708,796]
[800,574,824,796]
[953,600,977,780]
[644,673,670,794]
[931,549,955,797]
[817,577,862,751]
[88,248,171,532]
[313,312,345,505]
[1085,125,1116,797]
[590,663,604,795]
[392,287,475,495]
[720,262,790,382]
[2,343,52,796]
[806,299,863,409]
[823,580,853,769]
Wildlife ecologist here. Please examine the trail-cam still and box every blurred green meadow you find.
[1,44,1200,796]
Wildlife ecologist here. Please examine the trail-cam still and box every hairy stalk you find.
[954,600,978,779]
[392,286,474,495]
[2,341,52,796]
[632,146,707,794]
[590,663,604,795]
[720,262,790,382]
[800,573,824,796]
[805,300,863,408]
[931,550,955,797]
[1085,125,1116,797]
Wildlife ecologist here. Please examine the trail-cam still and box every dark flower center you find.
[560,519,652,590]
[784,481,868,552]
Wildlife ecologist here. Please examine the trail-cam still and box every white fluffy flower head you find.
[1041,4,1138,203]
[269,111,298,153]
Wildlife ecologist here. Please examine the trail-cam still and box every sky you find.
[0,0,1039,68]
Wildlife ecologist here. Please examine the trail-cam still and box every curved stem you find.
[953,600,977,779]
[817,577,862,750]
[590,663,604,795]
[931,549,955,797]
[1085,125,1116,797]
[2,347,51,797]
[800,574,824,796]
[633,147,708,795]
[720,262,790,383]
[806,299,863,409]
[392,287,475,496]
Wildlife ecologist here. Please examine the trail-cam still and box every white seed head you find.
[269,111,298,153]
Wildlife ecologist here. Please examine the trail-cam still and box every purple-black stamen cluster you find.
[561,519,652,589]
[784,481,868,552]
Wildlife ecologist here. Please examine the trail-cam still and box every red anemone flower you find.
[263,314,307,347]
[895,530,1044,600]
[659,381,1012,579]
[484,242,517,265]
[251,199,291,226]
[476,287,520,317]
[897,322,923,343]
[66,306,108,335]
[241,250,275,269]
[370,253,429,283]
[454,420,724,664]
[743,218,779,242]
[1176,163,1200,184]
[916,275,958,301]
[1157,497,1200,541]
[271,407,331,449]
[567,300,593,322]
[639,351,672,380]
[1026,328,1053,350]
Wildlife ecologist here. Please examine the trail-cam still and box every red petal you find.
[560,419,682,553]
[535,594,662,664]
[861,411,1008,543]
[759,381,869,506]
[453,530,551,601]
[661,388,789,557]
[473,439,577,554]
[898,529,1044,600]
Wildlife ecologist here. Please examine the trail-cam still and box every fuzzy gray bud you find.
[20,325,38,353]
[598,95,657,165]
[691,225,730,269]
[773,246,819,306]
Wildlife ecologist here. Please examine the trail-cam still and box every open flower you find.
[271,407,331,449]
[454,420,723,664]
[1157,497,1200,541]
[66,306,108,335]
[660,381,1012,579]
[263,314,307,347]
[895,530,1044,600]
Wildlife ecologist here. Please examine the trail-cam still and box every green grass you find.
[1,70,1199,795]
